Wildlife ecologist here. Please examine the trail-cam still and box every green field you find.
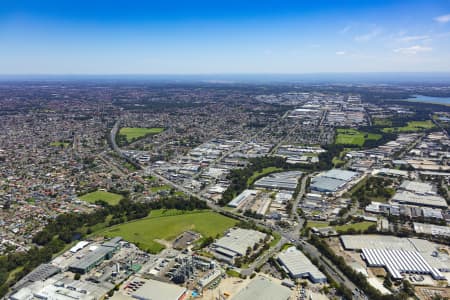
[335,129,381,146]
[50,141,70,147]
[150,185,171,193]
[119,127,165,142]
[373,118,392,126]
[305,221,374,233]
[79,190,123,206]
[382,120,435,133]
[247,167,283,185]
[333,221,374,232]
[99,209,238,253]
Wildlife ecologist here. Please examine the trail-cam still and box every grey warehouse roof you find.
[69,246,113,270]
[277,246,326,282]
[254,171,303,191]
[310,177,346,192]
[232,276,291,300]
[321,169,358,181]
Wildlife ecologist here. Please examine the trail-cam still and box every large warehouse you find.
[310,169,359,193]
[277,246,327,283]
[361,248,445,280]
[341,235,450,281]
[253,171,303,191]
[232,276,291,300]
[391,191,448,209]
[211,228,266,264]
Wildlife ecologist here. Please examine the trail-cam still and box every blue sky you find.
[1,0,450,74]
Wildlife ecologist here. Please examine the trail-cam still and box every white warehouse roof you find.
[362,248,445,280]
[277,246,326,283]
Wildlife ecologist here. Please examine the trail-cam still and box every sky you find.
[1,0,450,74]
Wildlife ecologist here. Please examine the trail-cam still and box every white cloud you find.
[394,45,432,55]
[339,25,351,34]
[335,51,346,56]
[397,35,429,42]
[354,28,381,41]
[434,14,450,23]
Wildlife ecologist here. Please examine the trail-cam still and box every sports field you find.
[99,209,238,253]
[79,190,123,206]
[382,120,435,133]
[119,127,165,142]
[335,128,381,146]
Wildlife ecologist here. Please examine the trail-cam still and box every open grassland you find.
[99,209,238,253]
[306,221,374,232]
[79,190,123,206]
[333,221,374,232]
[119,127,165,142]
[247,167,283,185]
[382,120,435,133]
[335,128,381,146]
[373,118,392,127]
[50,141,70,147]
[150,185,171,193]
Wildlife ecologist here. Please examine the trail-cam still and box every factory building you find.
[310,169,359,193]
[211,228,266,264]
[277,246,327,283]
[361,248,445,280]
[227,189,258,208]
[253,171,303,191]
[69,237,121,274]
[232,276,292,300]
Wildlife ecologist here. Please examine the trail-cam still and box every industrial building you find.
[341,235,450,280]
[111,277,187,300]
[310,169,359,193]
[228,189,258,208]
[232,276,292,300]
[211,228,266,263]
[413,222,450,238]
[253,171,303,191]
[277,246,327,283]
[9,274,110,300]
[69,237,121,274]
[11,264,61,292]
[361,248,445,280]
[391,191,448,209]
[399,180,435,195]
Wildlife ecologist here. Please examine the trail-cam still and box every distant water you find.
[406,95,450,105]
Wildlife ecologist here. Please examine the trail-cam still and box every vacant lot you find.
[79,190,123,206]
[306,221,373,232]
[119,127,165,142]
[382,120,435,133]
[99,209,238,253]
[333,221,374,232]
[335,128,381,146]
